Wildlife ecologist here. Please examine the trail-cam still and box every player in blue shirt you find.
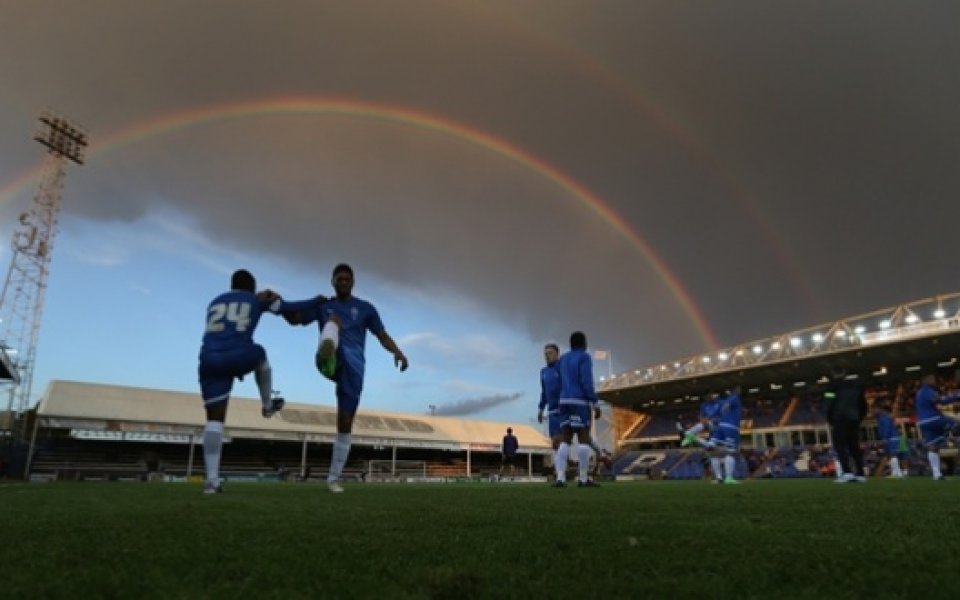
[679,390,723,482]
[681,391,721,448]
[702,387,743,484]
[915,372,960,480]
[197,269,320,494]
[874,401,905,478]
[538,343,564,459]
[554,331,603,487]
[283,264,408,493]
[538,342,611,479]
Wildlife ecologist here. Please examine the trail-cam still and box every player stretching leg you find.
[197,269,313,495]
[283,264,408,493]
[699,387,743,485]
[682,391,721,448]
[915,372,960,480]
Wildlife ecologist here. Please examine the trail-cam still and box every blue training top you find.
[876,410,898,441]
[293,296,385,376]
[701,398,722,421]
[717,392,742,430]
[916,384,945,421]
[539,362,561,412]
[557,348,598,407]
[200,290,279,354]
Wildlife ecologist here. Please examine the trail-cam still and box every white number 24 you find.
[206,301,252,333]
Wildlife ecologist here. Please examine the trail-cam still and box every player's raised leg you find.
[315,316,341,380]
[255,357,285,418]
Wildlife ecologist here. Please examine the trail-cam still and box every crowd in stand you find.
[615,374,960,480]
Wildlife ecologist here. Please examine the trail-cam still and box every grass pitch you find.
[2,478,958,599]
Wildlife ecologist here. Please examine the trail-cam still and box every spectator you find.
[500,427,519,476]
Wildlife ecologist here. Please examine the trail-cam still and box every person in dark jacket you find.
[825,366,867,483]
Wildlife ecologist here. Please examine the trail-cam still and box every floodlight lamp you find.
[835,330,846,338]
[934,308,946,319]
[752,345,763,354]
[905,314,919,324]
[812,333,824,343]
[718,352,728,361]
[854,326,866,335]
[879,320,891,329]
[790,337,802,348]
[771,342,781,350]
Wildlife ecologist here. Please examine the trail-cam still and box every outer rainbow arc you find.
[0,97,720,350]
[439,1,820,317]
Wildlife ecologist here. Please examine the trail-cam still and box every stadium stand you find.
[601,293,960,481]
[22,380,552,482]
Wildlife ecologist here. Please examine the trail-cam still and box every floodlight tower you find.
[0,112,87,441]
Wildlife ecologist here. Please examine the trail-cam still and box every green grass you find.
[2,479,959,599]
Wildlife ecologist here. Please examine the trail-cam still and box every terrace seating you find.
[664,451,706,480]
[748,397,788,428]
[611,450,644,474]
[630,414,687,439]
[785,398,825,425]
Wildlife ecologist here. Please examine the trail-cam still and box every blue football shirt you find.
[539,363,561,412]
[200,290,277,354]
[319,296,385,375]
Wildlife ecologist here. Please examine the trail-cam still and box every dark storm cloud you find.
[433,393,523,417]
[2,1,959,370]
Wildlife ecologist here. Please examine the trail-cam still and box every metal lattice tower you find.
[0,112,87,440]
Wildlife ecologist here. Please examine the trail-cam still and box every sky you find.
[1,1,959,429]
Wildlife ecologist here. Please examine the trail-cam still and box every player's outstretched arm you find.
[257,289,283,313]
[257,289,280,302]
[278,294,326,326]
[938,391,960,405]
[375,330,408,371]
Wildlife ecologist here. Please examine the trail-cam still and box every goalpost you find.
[367,459,427,481]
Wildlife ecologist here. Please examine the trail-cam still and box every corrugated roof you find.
[37,380,551,453]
